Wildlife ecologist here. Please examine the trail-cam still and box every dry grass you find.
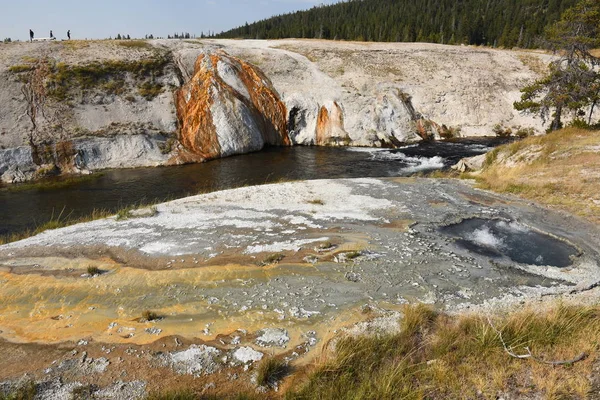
[117,40,150,49]
[467,127,600,223]
[306,199,325,205]
[286,303,600,399]
[62,40,90,51]
[0,381,37,400]
[141,310,160,322]
[0,208,114,245]
[0,200,159,245]
[517,53,548,75]
[256,357,290,387]
[146,390,259,400]
[260,253,285,266]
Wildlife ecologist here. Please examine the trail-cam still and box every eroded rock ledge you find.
[175,51,290,161]
[0,39,548,182]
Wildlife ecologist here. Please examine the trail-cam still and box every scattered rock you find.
[255,328,290,348]
[169,345,222,376]
[345,272,362,282]
[232,347,264,365]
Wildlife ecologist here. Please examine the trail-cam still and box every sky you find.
[0,0,339,41]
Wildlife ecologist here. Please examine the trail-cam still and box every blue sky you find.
[0,0,338,41]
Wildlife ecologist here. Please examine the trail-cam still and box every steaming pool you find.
[440,218,581,268]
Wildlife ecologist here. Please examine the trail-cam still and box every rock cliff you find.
[175,51,289,161]
[0,39,552,182]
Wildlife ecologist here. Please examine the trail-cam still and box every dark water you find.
[440,218,579,268]
[0,138,509,236]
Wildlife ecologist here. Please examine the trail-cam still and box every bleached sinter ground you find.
[1,177,600,397]
[1,177,599,347]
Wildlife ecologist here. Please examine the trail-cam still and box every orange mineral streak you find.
[415,118,442,141]
[315,101,348,146]
[175,52,289,160]
[175,54,220,160]
[237,58,290,146]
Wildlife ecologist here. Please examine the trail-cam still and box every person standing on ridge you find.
[50,30,54,39]
[67,30,71,40]
[29,29,34,42]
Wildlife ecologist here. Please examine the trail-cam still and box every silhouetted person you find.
[67,30,71,40]
[29,29,34,42]
[50,30,54,39]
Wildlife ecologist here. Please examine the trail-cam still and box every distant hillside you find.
[216,0,579,48]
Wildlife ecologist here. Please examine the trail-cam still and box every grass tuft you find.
[307,199,325,205]
[0,381,37,400]
[141,310,160,322]
[117,40,150,49]
[286,303,600,399]
[8,64,34,74]
[256,357,289,388]
[260,253,285,266]
[71,384,97,400]
[86,266,102,276]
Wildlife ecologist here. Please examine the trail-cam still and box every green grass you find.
[45,56,169,100]
[1,173,104,193]
[0,381,36,400]
[286,303,599,399]
[138,81,164,100]
[115,207,134,220]
[344,251,362,260]
[0,201,159,245]
[256,357,290,388]
[117,40,150,49]
[8,64,34,73]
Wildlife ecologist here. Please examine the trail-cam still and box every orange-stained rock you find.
[415,118,443,141]
[315,101,351,146]
[175,51,290,161]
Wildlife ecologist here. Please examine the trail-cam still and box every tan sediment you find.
[0,251,359,345]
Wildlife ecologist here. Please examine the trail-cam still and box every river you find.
[0,138,508,236]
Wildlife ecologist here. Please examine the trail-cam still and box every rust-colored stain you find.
[237,57,290,147]
[175,51,290,161]
[415,118,443,141]
[315,101,349,146]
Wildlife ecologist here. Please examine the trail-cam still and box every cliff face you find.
[0,39,553,182]
[175,51,290,161]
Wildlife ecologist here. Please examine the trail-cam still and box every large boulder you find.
[175,51,290,161]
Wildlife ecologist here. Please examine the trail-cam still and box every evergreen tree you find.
[216,0,580,48]
[515,0,600,130]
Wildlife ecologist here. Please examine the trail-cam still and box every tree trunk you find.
[551,105,563,131]
[589,100,597,125]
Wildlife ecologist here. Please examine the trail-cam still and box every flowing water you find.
[0,138,508,236]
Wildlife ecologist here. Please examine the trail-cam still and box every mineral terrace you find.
[1,177,599,397]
